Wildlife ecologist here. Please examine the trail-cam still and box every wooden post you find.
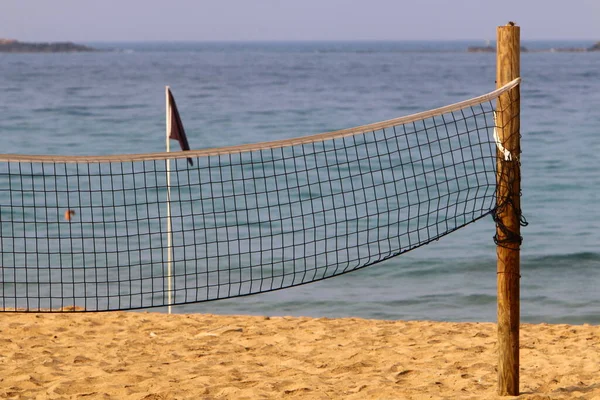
[496,22,521,396]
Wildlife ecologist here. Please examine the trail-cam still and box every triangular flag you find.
[167,88,193,166]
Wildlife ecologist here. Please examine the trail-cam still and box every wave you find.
[524,252,600,271]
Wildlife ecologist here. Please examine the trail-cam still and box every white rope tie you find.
[493,111,512,161]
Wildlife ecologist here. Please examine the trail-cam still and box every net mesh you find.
[0,81,519,312]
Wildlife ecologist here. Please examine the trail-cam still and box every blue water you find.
[0,41,599,323]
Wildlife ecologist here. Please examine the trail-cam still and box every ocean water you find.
[0,41,598,323]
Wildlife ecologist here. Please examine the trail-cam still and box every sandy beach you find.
[0,312,598,399]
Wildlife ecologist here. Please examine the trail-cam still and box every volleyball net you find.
[0,78,520,312]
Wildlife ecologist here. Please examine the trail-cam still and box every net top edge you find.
[0,78,520,163]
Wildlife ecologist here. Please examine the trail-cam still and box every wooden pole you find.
[496,22,521,396]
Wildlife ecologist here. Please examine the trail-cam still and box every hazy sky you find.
[2,0,599,42]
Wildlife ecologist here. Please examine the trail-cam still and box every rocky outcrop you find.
[467,46,494,53]
[589,42,600,51]
[467,45,529,53]
[0,39,96,53]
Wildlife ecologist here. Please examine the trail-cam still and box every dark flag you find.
[167,88,193,166]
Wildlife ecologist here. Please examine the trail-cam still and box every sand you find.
[0,312,598,400]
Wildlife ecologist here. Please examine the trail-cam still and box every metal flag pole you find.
[165,86,173,315]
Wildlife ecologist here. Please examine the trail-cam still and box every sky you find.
[1,0,599,42]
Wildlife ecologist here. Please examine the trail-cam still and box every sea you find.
[0,40,598,324]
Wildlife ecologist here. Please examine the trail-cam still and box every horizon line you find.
[5,38,598,44]
[85,38,599,43]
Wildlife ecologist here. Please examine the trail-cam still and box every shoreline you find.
[1,312,598,399]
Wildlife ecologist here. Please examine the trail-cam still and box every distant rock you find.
[0,39,96,53]
[467,45,529,53]
[550,47,587,53]
[467,46,494,53]
[589,42,600,51]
